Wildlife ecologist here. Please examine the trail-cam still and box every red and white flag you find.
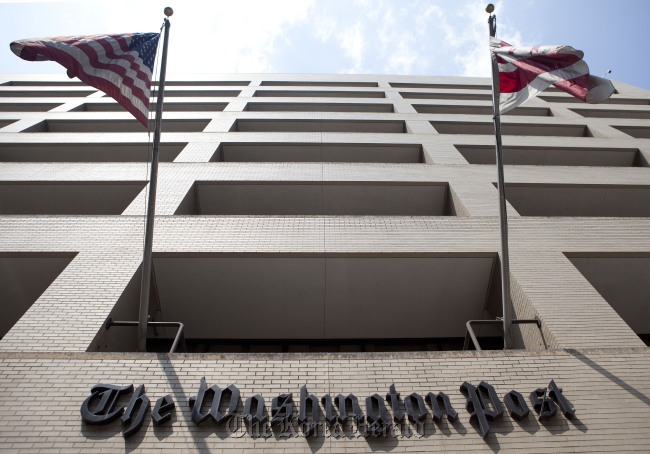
[10,33,160,127]
[490,37,615,113]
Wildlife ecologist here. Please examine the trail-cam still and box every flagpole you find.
[486,4,513,349]
[137,7,173,352]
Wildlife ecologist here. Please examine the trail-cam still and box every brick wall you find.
[1,348,649,453]
[1,73,649,451]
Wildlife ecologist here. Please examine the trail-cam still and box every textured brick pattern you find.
[0,349,649,453]
[1,74,649,352]
[0,73,649,452]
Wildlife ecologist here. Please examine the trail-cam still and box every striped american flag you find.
[10,32,160,127]
[490,37,614,113]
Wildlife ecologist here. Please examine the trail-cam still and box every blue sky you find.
[2,0,649,90]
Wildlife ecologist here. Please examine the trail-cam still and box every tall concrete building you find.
[0,73,649,452]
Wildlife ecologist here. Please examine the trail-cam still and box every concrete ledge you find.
[0,346,647,361]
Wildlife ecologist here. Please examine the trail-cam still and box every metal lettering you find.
[425,392,458,423]
[321,394,337,425]
[244,394,267,425]
[80,383,133,425]
[548,380,575,419]
[404,393,428,423]
[460,381,503,438]
[189,377,214,425]
[386,384,405,423]
[365,393,391,437]
[298,385,320,437]
[530,388,557,420]
[152,394,175,426]
[210,384,239,424]
[121,384,150,438]
[271,393,294,427]
[504,390,529,421]
[335,393,364,425]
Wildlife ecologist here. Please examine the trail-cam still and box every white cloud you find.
[159,0,315,73]
[315,16,337,42]
[340,21,366,73]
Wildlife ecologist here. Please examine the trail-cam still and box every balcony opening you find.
[245,102,394,113]
[613,126,650,139]
[432,121,591,137]
[390,82,490,90]
[230,119,405,133]
[0,103,61,112]
[1,81,87,86]
[570,108,650,119]
[254,90,385,98]
[175,181,455,216]
[94,254,503,352]
[541,95,649,105]
[456,145,643,167]
[567,255,650,344]
[401,92,492,101]
[156,89,241,97]
[414,104,551,116]
[0,142,186,162]
[0,120,16,129]
[0,253,76,340]
[261,81,378,87]
[502,184,650,217]
[0,89,93,97]
[212,142,423,163]
[72,102,227,112]
[22,119,210,133]
[0,181,146,215]
[154,81,250,86]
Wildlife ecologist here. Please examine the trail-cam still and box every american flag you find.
[490,37,614,113]
[10,33,160,127]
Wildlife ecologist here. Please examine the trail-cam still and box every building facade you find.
[0,73,649,452]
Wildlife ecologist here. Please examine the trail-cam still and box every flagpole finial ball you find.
[164,7,173,17]
[486,4,495,13]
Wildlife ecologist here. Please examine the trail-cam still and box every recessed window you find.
[261,81,378,87]
[540,95,649,105]
[0,142,186,162]
[1,81,86,86]
[155,81,250,86]
[414,104,551,116]
[254,90,385,98]
[159,89,241,97]
[71,102,227,112]
[212,142,423,163]
[612,126,650,139]
[570,108,650,119]
[567,255,650,342]
[0,89,94,97]
[432,121,591,137]
[401,92,492,101]
[0,254,76,339]
[390,82,490,90]
[97,254,502,352]
[245,102,394,113]
[175,182,454,216]
[0,181,146,215]
[22,119,210,133]
[230,119,405,133]
[502,184,650,217]
[0,120,16,128]
[0,103,61,112]
[456,145,642,167]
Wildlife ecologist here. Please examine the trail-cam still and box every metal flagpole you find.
[486,4,513,349]
[137,7,173,352]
